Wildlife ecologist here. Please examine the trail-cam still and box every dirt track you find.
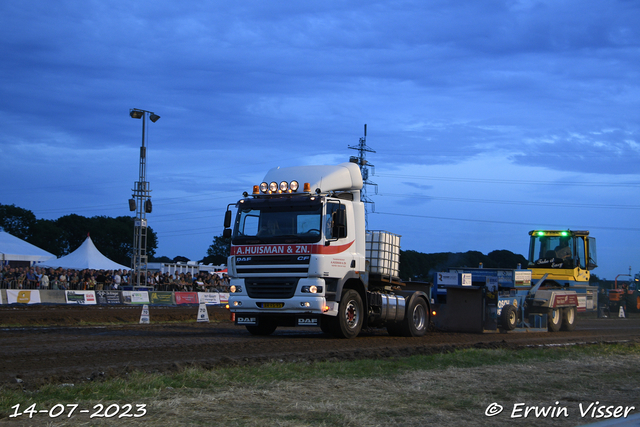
[1,306,639,389]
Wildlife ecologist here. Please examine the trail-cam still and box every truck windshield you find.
[528,234,575,269]
[232,199,323,244]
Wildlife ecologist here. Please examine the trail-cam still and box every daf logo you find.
[297,318,318,326]
[237,257,251,262]
[297,256,310,261]
[237,317,257,325]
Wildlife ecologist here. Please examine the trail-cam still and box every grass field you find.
[1,343,639,426]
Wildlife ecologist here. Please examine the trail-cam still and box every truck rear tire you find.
[245,320,277,336]
[398,296,429,337]
[548,308,563,332]
[560,307,576,331]
[333,289,363,339]
[500,304,518,331]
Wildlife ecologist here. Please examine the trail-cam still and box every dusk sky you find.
[1,1,638,279]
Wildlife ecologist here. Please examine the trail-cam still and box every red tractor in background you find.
[609,274,640,313]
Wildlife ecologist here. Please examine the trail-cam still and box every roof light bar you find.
[254,180,309,194]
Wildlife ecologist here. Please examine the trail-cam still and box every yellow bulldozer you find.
[527,230,599,311]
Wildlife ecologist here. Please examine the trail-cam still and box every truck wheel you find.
[245,320,277,336]
[398,296,429,337]
[548,308,563,332]
[561,307,576,331]
[334,289,363,339]
[500,304,518,331]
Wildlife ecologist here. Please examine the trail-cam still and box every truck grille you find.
[235,255,310,276]
[245,279,298,299]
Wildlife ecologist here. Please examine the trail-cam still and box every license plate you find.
[261,302,284,308]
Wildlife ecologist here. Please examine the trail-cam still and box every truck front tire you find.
[245,319,277,336]
[333,289,363,339]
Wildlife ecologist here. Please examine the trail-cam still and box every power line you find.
[377,193,640,210]
[376,173,640,188]
[374,211,640,232]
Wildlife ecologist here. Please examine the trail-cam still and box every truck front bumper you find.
[228,294,338,316]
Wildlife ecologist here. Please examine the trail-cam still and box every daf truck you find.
[222,162,432,338]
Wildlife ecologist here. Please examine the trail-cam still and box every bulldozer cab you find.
[527,230,597,283]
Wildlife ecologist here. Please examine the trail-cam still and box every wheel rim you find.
[344,300,359,329]
[508,310,516,326]
[413,303,426,330]
[551,309,560,324]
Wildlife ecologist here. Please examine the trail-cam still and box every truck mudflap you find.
[235,313,321,327]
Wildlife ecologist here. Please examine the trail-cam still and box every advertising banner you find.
[175,292,198,304]
[96,290,123,305]
[149,291,175,305]
[65,290,97,305]
[6,290,41,304]
[198,292,220,305]
[122,291,150,304]
[219,292,229,304]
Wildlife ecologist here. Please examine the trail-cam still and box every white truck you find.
[222,162,432,338]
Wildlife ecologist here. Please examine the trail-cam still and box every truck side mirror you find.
[224,210,232,228]
[223,228,232,239]
[332,209,347,239]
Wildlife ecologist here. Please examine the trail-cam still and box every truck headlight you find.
[301,285,323,293]
[230,285,242,293]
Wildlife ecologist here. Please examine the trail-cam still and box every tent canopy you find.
[40,235,130,271]
[0,231,55,263]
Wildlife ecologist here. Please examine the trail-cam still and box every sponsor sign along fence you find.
[1,290,229,306]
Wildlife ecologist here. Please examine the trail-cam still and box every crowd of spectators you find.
[0,265,230,292]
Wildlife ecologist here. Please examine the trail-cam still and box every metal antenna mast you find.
[349,124,377,229]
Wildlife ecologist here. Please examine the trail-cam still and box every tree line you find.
[0,204,157,266]
[399,249,527,282]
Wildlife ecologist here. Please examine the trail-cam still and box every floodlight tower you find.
[128,108,160,288]
[348,124,377,229]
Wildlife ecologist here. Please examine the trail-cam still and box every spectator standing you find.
[96,270,106,291]
[112,271,121,289]
[40,271,49,289]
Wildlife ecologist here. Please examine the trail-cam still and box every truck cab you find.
[223,163,431,338]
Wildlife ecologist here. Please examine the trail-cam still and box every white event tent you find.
[0,230,55,264]
[40,235,130,271]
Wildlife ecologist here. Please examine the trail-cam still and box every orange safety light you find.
[252,185,260,194]
[304,182,311,192]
